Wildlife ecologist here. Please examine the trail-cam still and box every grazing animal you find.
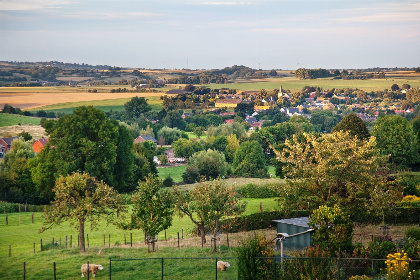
[217,261,230,271]
[81,264,103,278]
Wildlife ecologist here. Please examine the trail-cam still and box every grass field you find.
[0,113,41,127]
[158,165,187,183]
[208,77,420,92]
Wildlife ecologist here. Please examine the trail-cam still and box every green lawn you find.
[0,113,41,127]
[158,165,188,183]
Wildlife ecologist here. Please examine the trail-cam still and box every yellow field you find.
[0,86,165,110]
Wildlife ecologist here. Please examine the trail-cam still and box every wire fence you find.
[108,256,420,280]
[2,256,420,279]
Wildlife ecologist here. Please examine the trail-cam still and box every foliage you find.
[220,210,310,233]
[124,175,173,241]
[309,205,354,256]
[282,246,338,280]
[174,179,246,244]
[183,149,229,182]
[0,139,37,204]
[225,134,240,162]
[275,131,396,220]
[157,126,187,145]
[173,138,205,158]
[232,141,268,178]
[236,234,274,280]
[406,227,420,241]
[235,183,278,198]
[332,113,370,140]
[29,106,135,200]
[162,175,174,187]
[310,110,342,133]
[397,172,420,196]
[373,114,420,169]
[206,122,247,141]
[40,172,125,252]
[18,131,32,141]
[124,96,151,121]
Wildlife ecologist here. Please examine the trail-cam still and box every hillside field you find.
[0,114,41,127]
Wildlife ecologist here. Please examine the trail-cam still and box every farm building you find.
[273,217,313,251]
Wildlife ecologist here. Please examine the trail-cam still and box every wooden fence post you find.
[70,235,72,248]
[53,262,56,280]
[177,232,180,248]
[33,242,35,253]
[59,237,61,249]
[124,233,126,245]
[182,229,183,239]
[109,234,111,248]
[40,239,42,251]
[5,214,8,225]
[165,230,167,241]
[87,261,90,280]
[130,233,132,247]
[227,232,229,248]
[9,245,11,257]
[104,234,106,246]
[87,234,89,248]
[52,238,54,250]
[32,212,34,224]
[260,202,263,212]
[66,236,68,249]
[23,262,26,280]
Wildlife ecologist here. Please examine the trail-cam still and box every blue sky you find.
[0,0,419,69]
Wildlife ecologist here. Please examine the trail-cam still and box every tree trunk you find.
[79,220,85,252]
[200,222,206,244]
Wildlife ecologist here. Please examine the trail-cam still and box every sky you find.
[0,0,419,70]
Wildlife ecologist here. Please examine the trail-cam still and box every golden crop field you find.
[0,86,165,110]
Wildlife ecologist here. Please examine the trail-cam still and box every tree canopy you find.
[275,131,397,221]
[372,114,420,169]
[124,175,173,246]
[232,141,267,178]
[40,172,125,252]
[332,113,370,140]
[29,106,135,199]
[124,96,152,121]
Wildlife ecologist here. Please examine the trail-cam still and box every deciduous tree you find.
[123,175,173,251]
[174,179,246,245]
[332,113,370,140]
[40,172,125,252]
[233,141,267,178]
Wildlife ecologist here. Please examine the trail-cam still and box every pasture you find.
[0,113,40,127]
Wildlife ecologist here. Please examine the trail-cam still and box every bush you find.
[406,227,420,241]
[236,234,274,280]
[236,183,278,198]
[182,167,200,184]
[163,176,174,187]
[282,246,338,280]
[183,149,229,181]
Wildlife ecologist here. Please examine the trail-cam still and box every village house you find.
[215,98,241,109]
[0,136,19,158]
[133,135,158,144]
[32,138,49,154]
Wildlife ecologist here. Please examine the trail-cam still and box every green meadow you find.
[0,114,41,127]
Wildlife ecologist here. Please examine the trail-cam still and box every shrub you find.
[163,176,174,187]
[282,246,337,280]
[183,149,229,181]
[385,251,413,280]
[236,234,274,280]
[406,227,420,241]
[182,167,200,184]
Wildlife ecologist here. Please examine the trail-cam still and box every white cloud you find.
[0,0,72,11]
[61,11,163,20]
